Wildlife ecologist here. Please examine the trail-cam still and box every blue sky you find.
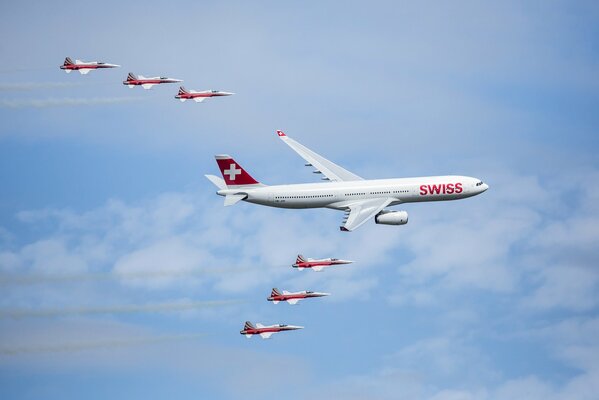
[1,1,598,399]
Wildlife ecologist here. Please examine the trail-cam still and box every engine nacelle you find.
[375,210,408,226]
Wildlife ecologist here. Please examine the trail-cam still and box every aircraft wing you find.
[341,197,394,231]
[277,131,363,182]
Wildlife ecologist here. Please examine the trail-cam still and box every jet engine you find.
[375,210,408,225]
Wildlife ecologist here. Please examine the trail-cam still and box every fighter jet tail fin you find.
[126,72,137,81]
[244,321,255,330]
[271,288,282,297]
[214,155,265,188]
[178,86,189,95]
[296,254,307,264]
[64,57,74,66]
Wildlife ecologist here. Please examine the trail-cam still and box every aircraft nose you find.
[481,183,489,192]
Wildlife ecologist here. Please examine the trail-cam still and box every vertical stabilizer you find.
[214,155,262,187]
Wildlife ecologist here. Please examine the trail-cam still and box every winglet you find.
[276,130,286,137]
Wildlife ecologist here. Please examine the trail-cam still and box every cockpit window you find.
[476,181,484,186]
[211,90,218,93]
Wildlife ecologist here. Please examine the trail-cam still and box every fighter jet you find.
[292,254,353,271]
[267,288,330,304]
[240,321,303,339]
[175,86,234,102]
[123,72,182,89]
[60,57,120,74]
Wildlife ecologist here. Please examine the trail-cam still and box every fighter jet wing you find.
[193,97,206,103]
[287,299,300,305]
[141,83,155,90]
[260,332,274,339]
[341,197,394,231]
[277,130,363,182]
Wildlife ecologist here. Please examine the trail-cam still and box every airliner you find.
[206,130,488,231]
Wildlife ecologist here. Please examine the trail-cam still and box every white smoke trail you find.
[0,299,244,319]
[0,333,207,355]
[0,97,145,108]
[0,82,85,91]
[0,266,247,286]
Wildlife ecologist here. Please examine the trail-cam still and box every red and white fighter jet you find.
[240,321,304,339]
[123,72,182,90]
[175,86,234,103]
[292,254,353,272]
[267,288,330,304]
[60,57,120,75]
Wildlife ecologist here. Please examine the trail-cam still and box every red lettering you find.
[421,182,462,196]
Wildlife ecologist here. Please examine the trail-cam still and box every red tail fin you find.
[215,155,260,187]
[296,255,307,263]
[271,288,282,297]
[244,321,255,330]
[64,57,74,66]
[127,72,137,81]
[178,86,188,95]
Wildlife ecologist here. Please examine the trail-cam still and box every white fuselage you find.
[218,175,488,210]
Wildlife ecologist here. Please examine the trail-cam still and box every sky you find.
[0,1,598,399]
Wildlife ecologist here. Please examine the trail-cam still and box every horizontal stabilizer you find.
[224,194,246,206]
[205,174,227,190]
